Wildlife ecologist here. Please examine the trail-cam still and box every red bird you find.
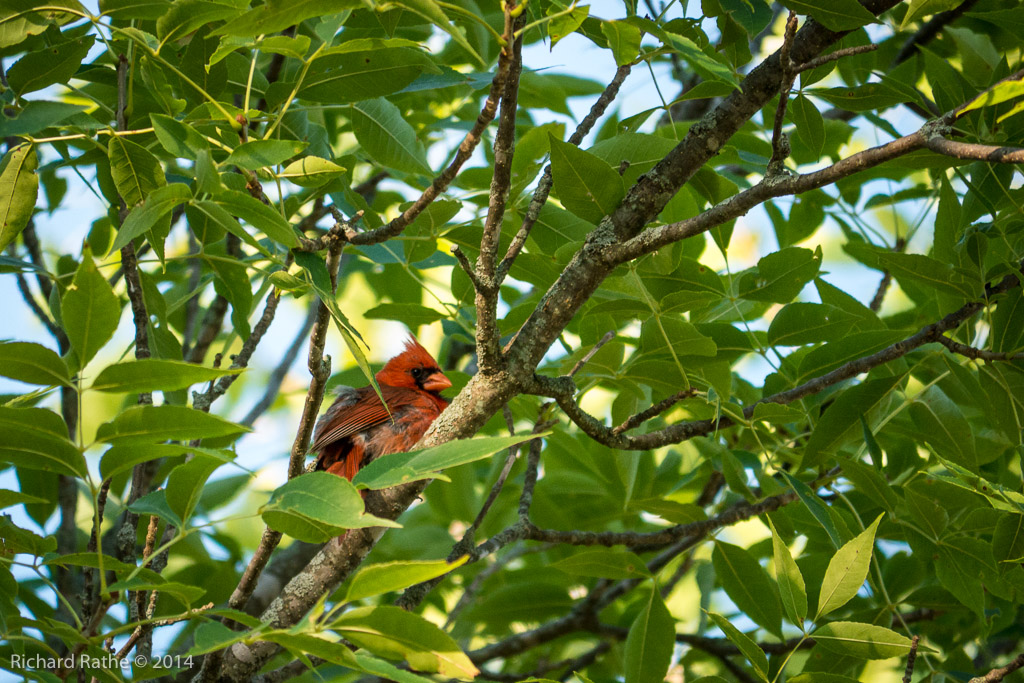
[310,336,452,480]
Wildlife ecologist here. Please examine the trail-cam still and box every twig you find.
[187,235,240,363]
[114,602,215,660]
[970,652,1024,683]
[904,635,920,683]
[339,25,520,248]
[569,331,615,378]
[467,404,520,536]
[496,64,632,286]
[869,237,906,312]
[192,289,282,413]
[924,136,1024,163]
[529,264,1022,451]
[187,294,229,363]
[241,298,320,427]
[223,221,346,613]
[895,0,980,65]
[795,44,878,73]
[768,12,799,174]
[475,10,524,375]
[396,405,555,611]
[612,389,695,435]
[451,245,484,289]
[444,544,550,630]
[935,336,1024,362]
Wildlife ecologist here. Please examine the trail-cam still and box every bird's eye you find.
[410,367,425,379]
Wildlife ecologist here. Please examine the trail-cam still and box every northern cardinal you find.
[310,335,452,480]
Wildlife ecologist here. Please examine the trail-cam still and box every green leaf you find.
[352,433,549,490]
[107,576,205,606]
[810,83,909,112]
[804,375,905,466]
[0,488,48,510]
[350,98,431,175]
[128,489,181,526]
[0,515,57,556]
[781,471,844,549]
[108,136,165,207]
[7,35,94,95]
[95,405,250,445]
[549,135,625,224]
[769,518,807,626]
[99,0,172,20]
[262,632,360,667]
[778,0,878,31]
[345,557,468,602]
[872,251,980,300]
[816,514,882,619]
[62,247,122,369]
[707,612,768,681]
[902,0,966,30]
[840,458,897,513]
[0,341,71,387]
[994,513,1024,565]
[364,303,446,327]
[739,247,821,303]
[381,0,485,68]
[278,156,347,187]
[623,588,675,683]
[150,114,209,160]
[187,200,270,255]
[0,100,87,137]
[224,139,308,171]
[261,472,400,542]
[166,454,228,524]
[300,49,435,104]
[551,548,652,579]
[91,358,242,393]
[790,674,862,683]
[100,443,193,480]
[185,621,252,656]
[353,654,444,683]
[333,605,478,679]
[712,541,783,637]
[0,144,39,253]
[601,20,642,66]
[213,0,360,35]
[768,303,855,347]
[810,622,913,659]
[549,4,589,47]
[790,94,825,159]
[109,183,192,255]
[156,0,245,42]
[213,190,299,247]
[0,406,86,478]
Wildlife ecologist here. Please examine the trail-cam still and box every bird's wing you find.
[309,387,393,453]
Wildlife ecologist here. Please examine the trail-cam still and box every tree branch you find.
[970,652,1024,683]
[529,264,1022,450]
[341,27,519,248]
[240,298,320,427]
[496,63,632,286]
[475,9,523,375]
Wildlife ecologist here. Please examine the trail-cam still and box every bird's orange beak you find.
[422,371,452,392]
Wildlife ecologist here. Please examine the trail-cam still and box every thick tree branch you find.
[505,0,906,374]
